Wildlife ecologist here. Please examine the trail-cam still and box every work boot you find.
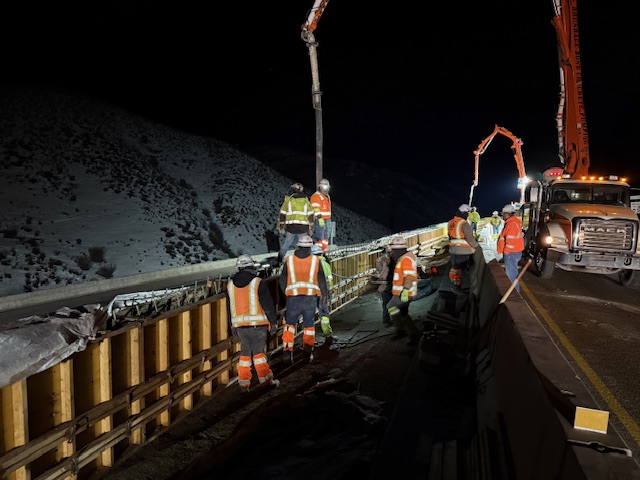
[285,351,294,364]
[303,350,314,363]
[239,386,250,394]
[269,379,280,389]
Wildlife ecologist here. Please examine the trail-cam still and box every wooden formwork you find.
[0,228,449,480]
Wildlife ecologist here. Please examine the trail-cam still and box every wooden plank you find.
[156,319,170,427]
[52,360,75,479]
[1,380,29,480]
[127,328,145,445]
[214,298,230,385]
[94,339,113,468]
[198,304,213,397]
[177,311,193,412]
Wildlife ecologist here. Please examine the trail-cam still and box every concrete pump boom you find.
[552,0,590,178]
[301,0,330,187]
[469,125,528,206]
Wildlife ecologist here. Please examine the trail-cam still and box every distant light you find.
[620,177,627,182]
[598,176,604,180]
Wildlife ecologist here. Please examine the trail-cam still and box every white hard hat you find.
[458,204,472,213]
[297,235,314,247]
[389,236,408,249]
[311,244,324,255]
[236,254,259,269]
[318,178,330,192]
[492,211,499,216]
[502,204,516,214]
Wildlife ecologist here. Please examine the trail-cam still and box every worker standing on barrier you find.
[490,210,503,239]
[376,245,393,327]
[311,244,334,338]
[447,204,479,291]
[497,204,525,292]
[468,206,481,238]
[310,178,332,253]
[385,236,421,346]
[226,254,280,393]
[277,182,315,265]
[279,235,328,363]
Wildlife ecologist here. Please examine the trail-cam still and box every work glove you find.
[277,222,285,233]
[400,289,409,303]
[269,324,278,338]
[318,218,325,227]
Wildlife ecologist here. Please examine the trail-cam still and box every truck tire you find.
[618,270,635,287]
[535,247,554,279]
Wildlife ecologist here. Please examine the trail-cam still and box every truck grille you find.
[575,219,637,252]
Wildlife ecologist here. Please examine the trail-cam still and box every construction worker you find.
[278,182,315,264]
[310,178,332,252]
[468,206,481,237]
[376,245,393,327]
[497,204,525,292]
[448,204,479,291]
[226,254,280,393]
[385,236,421,346]
[311,244,334,337]
[490,210,502,239]
[279,235,329,363]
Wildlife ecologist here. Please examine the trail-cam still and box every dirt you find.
[95,283,445,480]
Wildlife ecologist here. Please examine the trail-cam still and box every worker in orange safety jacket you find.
[385,236,421,346]
[448,204,479,291]
[497,204,525,292]
[226,254,280,393]
[279,235,328,363]
[310,178,332,252]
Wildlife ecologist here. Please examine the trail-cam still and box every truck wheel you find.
[618,270,635,287]
[535,248,554,279]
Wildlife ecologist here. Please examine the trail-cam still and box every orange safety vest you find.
[448,216,473,251]
[227,278,270,328]
[310,191,331,220]
[497,216,524,254]
[284,255,321,297]
[391,252,418,298]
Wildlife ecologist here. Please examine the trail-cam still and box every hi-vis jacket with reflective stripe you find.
[318,255,333,290]
[310,191,331,220]
[391,251,418,298]
[497,215,524,254]
[279,194,314,226]
[226,277,270,328]
[284,254,322,296]
[448,216,477,255]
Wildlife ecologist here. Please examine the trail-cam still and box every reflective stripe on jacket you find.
[391,251,418,298]
[319,256,333,290]
[448,216,474,251]
[310,191,331,219]
[497,215,524,254]
[280,195,314,226]
[227,277,270,327]
[285,255,321,296]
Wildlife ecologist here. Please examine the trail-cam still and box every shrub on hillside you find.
[76,254,92,270]
[88,246,106,262]
[96,264,116,278]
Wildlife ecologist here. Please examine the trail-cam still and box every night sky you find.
[2,0,637,216]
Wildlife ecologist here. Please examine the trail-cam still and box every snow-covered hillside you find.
[0,87,396,297]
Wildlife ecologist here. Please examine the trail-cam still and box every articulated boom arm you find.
[551,0,590,178]
[469,125,527,205]
[302,0,330,33]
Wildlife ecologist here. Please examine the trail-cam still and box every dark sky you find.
[2,1,637,215]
